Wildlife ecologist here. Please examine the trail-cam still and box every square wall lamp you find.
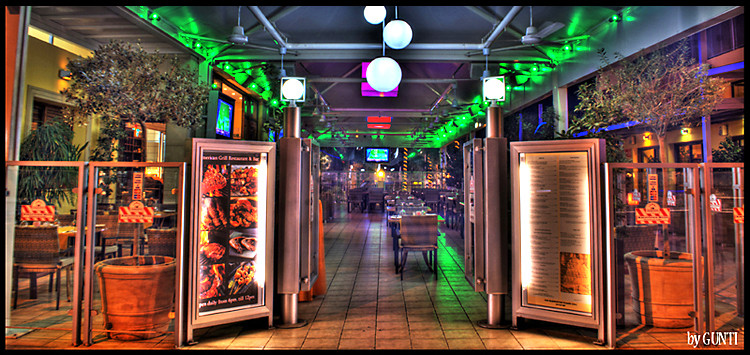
[280,77,306,102]
[483,76,506,102]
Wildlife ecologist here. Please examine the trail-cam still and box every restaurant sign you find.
[20,199,56,222]
[118,200,154,223]
[635,202,670,224]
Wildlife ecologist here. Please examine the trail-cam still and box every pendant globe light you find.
[383,7,412,49]
[363,6,386,25]
[366,57,401,92]
[383,20,412,49]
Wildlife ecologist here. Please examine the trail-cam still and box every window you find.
[637,146,660,163]
[706,14,744,59]
[731,80,744,98]
[31,100,65,130]
[674,141,703,163]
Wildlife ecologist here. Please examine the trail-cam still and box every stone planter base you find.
[624,250,694,328]
[95,255,175,340]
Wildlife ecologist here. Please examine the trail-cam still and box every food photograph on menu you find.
[196,153,267,315]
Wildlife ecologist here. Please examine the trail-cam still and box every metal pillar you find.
[478,101,510,329]
[277,103,307,328]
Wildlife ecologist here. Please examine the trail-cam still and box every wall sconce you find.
[627,136,636,145]
[719,124,729,136]
[643,132,652,141]
[680,127,690,135]
[58,69,72,81]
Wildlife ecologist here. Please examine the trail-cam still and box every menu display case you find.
[510,138,606,345]
[184,139,276,342]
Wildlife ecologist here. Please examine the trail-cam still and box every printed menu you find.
[520,151,592,314]
[197,152,268,314]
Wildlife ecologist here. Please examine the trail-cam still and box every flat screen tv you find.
[365,148,389,162]
[215,96,234,138]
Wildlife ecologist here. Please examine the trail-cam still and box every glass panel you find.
[90,165,181,342]
[6,164,82,342]
[611,166,698,333]
[707,166,744,333]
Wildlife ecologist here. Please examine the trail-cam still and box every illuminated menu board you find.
[510,139,605,336]
[197,152,268,313]
[186,139,275,335]
[519,151,592,313]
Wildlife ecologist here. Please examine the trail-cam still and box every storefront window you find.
[674,141,703,163]
[637,146,660,163]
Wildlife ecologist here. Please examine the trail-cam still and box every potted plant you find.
[60,40,208,339]
[573,39,727,328]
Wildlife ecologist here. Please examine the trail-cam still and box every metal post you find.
[478,101,510,329]
[284,103,301,139]
[486,103,502,138]
[277,103,307,328]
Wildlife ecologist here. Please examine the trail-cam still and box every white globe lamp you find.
[483,76,506,102]
[363,6,386,25]
[281,77,306,102]
[366,57,401,92]
[383,19,412,49]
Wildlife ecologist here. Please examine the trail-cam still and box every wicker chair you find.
[146,228,177,257]
[97,214,143,257]
[13,225,73,310]
[398,215,439,280]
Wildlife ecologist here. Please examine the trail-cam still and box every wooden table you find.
[57,224,109,258]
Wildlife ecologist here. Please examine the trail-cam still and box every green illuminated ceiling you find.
[120,6,624,148]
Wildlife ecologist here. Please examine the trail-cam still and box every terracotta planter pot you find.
[624,250,694,328]
[95,255,175,340]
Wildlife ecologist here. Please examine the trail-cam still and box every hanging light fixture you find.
[383,6,412,49]
[363,6,386,25]
[366,57,401,92]
[383,20,412,49]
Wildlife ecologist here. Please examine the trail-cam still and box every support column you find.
[277,102,307,328]
[478,101,510,329]
[486,104,502,138]
[284,103,301,139]
[551,71,569,134]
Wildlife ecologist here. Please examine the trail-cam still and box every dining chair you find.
[12,225,73,310]
[398,214,439,280]
[145,228,177,257]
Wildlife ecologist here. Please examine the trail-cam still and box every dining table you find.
[57,224,109,259]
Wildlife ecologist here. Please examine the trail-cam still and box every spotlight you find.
[609,13,622,22]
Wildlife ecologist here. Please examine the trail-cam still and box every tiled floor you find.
[5,207,744,350]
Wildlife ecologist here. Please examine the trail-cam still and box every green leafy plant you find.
[712,137,745,162]
[61,40,209,161]
[587,40,727,163]
[572,39,728,259]
[17,119,87,206]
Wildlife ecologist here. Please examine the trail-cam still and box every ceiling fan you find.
[520,6,565,45]
[179,6,282,52]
